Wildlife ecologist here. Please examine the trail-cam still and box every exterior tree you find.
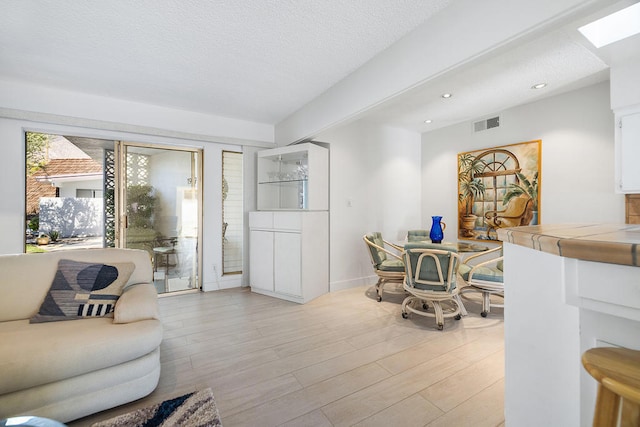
[26,132,50,175]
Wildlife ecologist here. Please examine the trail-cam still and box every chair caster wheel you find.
[455,314,461,320]
[481,311,488,317]
[377,296,382,302]
[437,324,444,330]
[402,312,408,319]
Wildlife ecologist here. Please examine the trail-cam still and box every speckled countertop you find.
[497,224,640,267]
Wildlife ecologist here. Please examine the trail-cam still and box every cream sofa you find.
[0,248,163,423]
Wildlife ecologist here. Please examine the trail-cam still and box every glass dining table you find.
[396,240,490,253]
[456,241,491,253]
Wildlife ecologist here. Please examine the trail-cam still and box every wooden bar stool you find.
[582,347,640,427]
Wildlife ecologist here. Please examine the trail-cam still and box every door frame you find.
[116,140,204,292]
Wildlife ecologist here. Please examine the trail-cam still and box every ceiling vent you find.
[474,116,500,132]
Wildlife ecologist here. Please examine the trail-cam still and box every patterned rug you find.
[91,388,222,427]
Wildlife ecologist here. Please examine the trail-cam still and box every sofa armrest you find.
[114,283,160,324]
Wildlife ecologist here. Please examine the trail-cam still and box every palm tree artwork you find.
[458,140,541,241]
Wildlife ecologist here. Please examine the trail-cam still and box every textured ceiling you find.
[0,0,449,124]
[363,29,611,132]
[1,0,638,135]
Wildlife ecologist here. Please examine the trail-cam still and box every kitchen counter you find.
[498,223,640,426]
[498,223,640,266]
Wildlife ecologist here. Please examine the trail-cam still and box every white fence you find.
[39,197,103,238]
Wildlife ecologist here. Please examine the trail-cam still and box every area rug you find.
[91,388,222,427]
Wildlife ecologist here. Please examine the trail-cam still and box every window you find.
[222,151,243,274]
[76,189,103,198]
[474,149,520,226]
[25,132,105,250]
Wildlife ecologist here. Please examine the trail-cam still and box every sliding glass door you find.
[119,142,202,294]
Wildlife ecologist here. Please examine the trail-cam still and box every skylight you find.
[578,2,640,48]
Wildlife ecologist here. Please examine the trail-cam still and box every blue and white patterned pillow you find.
[30,259,135,323]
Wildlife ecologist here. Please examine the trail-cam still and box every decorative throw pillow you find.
[30,259,135,323]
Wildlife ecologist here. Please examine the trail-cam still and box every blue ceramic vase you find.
[430,216,446,243]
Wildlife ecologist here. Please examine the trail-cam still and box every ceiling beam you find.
[274,0,613,145]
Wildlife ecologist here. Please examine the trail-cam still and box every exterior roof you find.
[27,158,103,214]
[34,158,103,179]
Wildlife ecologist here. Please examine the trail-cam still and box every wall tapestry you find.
[458,139,541,241]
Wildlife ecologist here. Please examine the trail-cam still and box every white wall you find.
[242,145,259,287]
[0,79,274,144]
[149,150,191,237]
[58,179,102,198]
[421,81,624,237]
[317,122,422,291]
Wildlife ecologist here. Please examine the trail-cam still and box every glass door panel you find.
[119,143,201,294]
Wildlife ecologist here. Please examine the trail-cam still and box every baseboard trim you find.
[330,275,376,292]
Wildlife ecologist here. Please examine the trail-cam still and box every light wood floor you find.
[71,284,505,427]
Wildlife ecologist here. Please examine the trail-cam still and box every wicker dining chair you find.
[401,241,464,330]
[363,232,405,302]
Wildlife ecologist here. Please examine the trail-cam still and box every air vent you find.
[473,116,500,132]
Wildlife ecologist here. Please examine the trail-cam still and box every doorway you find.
[119,142,202,293]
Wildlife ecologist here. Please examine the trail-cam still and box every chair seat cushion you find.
[153,247,175,254]
[413,283,449,292]
[378,258,404,272]
[459,263,503,283]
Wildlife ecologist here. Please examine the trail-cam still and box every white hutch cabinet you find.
[256,142,328,211]
[250,143,329,303]
[249,211,328,303]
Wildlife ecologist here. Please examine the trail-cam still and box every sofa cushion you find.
[30,260,135,323]
[0,317,163,395]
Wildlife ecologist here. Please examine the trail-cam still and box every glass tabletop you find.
[399,240,489,253]
[456,242,490,252]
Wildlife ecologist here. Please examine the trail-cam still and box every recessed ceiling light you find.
[441,93,453,99]
[578,2,640,48]
[531,83,547,89]
[424,119,432,124]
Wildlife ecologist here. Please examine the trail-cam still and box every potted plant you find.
[458,154,486,234]
[127,184,157,229]
[49,230,60,242]
[125,185,158,253]
[36,233,50,245]
[27,215,39,237]
[503,171,539,225]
